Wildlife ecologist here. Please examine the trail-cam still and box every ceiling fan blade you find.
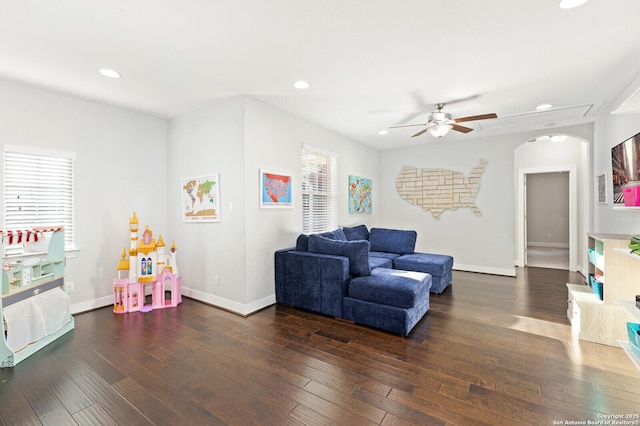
[395,110,427,125]
[451,124,474,133]
[390,123,428,129]
[411,128,429,138]
[453,113,497,123]
[441,94,480,106]
[395,90,431,124]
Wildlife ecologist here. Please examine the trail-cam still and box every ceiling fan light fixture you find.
[428,123,452,138]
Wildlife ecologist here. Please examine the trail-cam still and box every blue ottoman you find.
[343,268,431,336]
[393,253,453,294]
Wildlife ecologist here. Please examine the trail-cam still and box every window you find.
[301,143,337,234]
[3,146,75,252]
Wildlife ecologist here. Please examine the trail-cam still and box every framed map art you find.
[181,173,221,222]
[349,175,372,214]
[260,169,293,208]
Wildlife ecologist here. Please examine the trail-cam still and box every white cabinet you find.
[566,234,637,346]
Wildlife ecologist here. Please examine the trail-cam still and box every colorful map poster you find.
[260,169,292,208]
[181,174,220,222]
[349,175,372,214]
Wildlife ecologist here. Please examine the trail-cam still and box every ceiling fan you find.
[391,103,497,138]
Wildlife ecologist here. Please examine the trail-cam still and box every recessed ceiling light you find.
[536,103,553,110]
[551,135,567,143]
[293,80,310,90]
[378,130,388,135]
[559,0,589,9]
[99,68,121,79]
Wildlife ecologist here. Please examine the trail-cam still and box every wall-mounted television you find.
[611,131,640,204]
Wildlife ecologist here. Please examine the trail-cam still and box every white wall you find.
[167,96,378,314]
[594,112,640,234]
[0,79,168,312]
[378,124,592,276]
[243,97,379,308]
[166,96,247,310]
[378,135,515,275]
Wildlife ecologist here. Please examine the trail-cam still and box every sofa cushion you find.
[369,228,416,254]
[349,268,431,309]
[296,234,310,251]
[296,228,347,251]
[319,228,347,241]
[342,224,369,241]
[394,253,453,276]
[308,235,371,277]
[369,251,401,261]
[369,255,392,270]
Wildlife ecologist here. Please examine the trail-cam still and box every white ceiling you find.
[2,0,640,150]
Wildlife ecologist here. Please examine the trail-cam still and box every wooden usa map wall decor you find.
[395,159,487,219]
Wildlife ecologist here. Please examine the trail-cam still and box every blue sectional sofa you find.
[274,225,453,336]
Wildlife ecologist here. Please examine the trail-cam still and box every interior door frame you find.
[516,165,577,271]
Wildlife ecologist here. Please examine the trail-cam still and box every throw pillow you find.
[342,224,369,241]
[369,228,416,254]
[319,228,348,241]
[308,235,371,277]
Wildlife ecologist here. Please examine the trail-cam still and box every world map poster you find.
[260,169,292,208]
[349,175,372,214]
[181,174,220,222]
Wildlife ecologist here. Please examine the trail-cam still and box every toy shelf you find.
[567,233,637,347]
[2,260,64,295]
[619,341,640,370]
[620,299,640,371]
[1,284,75,367]
[0,228,73,367]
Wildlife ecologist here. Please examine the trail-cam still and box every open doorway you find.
[514,134,588,274]
[525,172,570,269]
[516,166,576,271]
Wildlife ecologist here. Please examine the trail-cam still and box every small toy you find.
[113,213,181,313]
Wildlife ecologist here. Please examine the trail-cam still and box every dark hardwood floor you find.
[2,267,640,425]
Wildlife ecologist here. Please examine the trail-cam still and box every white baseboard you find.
[527,242,570,248]
[181,287,276,316]
[71,295,113,315]
[70,291,276,317]
[453,263,516,277]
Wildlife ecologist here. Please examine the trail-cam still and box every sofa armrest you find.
[275,249,350,318]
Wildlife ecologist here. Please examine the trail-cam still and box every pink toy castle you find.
[113,212,181,313]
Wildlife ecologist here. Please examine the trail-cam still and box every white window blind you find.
[302,144,337,234]
[3,146,75,251]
